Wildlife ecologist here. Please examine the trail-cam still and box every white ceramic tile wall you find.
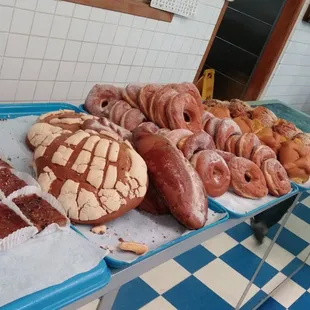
[0,0,224,105]
[262,0,310,114]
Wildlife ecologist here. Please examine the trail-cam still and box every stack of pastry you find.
[85,83,203,133]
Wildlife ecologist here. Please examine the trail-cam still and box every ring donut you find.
[178,131,216,159]
[165,129,193,146]
[225,134,241,154]
[251,145,276,168]
[204,117,221,139]
[229,99,252,118]
[202,111,215,126]
[215,119,242,150]
[171,82,202,108]
[157,128,171,136]
[149,85,172,123]
[122,84,143,108]
[166,93,203,132]
[85,84,122,116]
[191,150,230,197]
[252,106,277,128]
[215,150,236,165]
[262,159,291,197]
[236,133,261,159]
[120,108,147,131]
[109,100,132,125]
[138,84,161,117]
[229,157,268,199]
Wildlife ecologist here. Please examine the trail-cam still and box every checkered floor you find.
[81,193,310,310]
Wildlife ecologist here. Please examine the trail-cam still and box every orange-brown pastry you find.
[273,119,300,139]
[203,99,230,108]
[206,106,230,119]
[233,117,255,133]
[229,99,252,118]
[278,140,310,183]
[256,127,286,155]
[293,133,310,147]
[251,106,277,128]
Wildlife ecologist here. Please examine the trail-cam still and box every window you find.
[64,0,173,22]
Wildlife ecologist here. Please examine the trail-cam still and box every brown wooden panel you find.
[243,0,306,100]
[63,0,173,22]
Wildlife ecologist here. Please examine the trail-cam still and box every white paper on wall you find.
[151,0,198,18]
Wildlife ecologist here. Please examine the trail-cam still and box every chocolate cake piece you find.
[0,168,27,197]
[0,202,29,239]
[13,194,67,232]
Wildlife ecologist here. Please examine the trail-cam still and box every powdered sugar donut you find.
[138,84,162,117]
[215,150,236,165]
[215,119,242,150]
[165,129,193,146]
[204,117,221,140]
[236,133,261,159]
[109,100,132,125]
[122,84,144,108]
[120,108,147,131]
[225,134,241,154]
[251,145,276,168]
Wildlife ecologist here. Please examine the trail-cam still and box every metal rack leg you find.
[235,193,301,310]
[96,288,120,310]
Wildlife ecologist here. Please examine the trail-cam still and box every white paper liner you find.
[0,169,40,199]
[75,207,226,264]
[0,230,108,307]
[0,198,38,251]
[7,186,70,237]
[213,188,293,215]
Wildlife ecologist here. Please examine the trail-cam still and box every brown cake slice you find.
[13,194,67,232]
[0,202,30,239]
[0,168,27,197]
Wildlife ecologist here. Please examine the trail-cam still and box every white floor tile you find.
[268,278,305,308]
[300,195,310,207]
[297,245,310,265]
[241,236,295,271]
[262,272,287,294]
[202,232,238,257]
[140,260,190,294]
[194,258,259,307]
[78,299,99,310]
[285,214,310,243]
[140,296,176,310]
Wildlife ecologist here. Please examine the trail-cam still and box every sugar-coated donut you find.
[204,117,221,139]
[157,128,171,136]
[236,133,261,159]
[171,82,202,108]
[165,129,193,146]
[202,111,215,126]
[262,159,290,197]
[252,106,277,127]
[138,84,162,117]
[109,100,132,125]
[120,108,146,131]
[191,150,230,197]
[166,93,203,132]
[85,84,122,116]
[225,134,241,154]
[178,131,216,159]
[215,119,242,150]
[215,150,236,165]
[229,157,268,199]
[251,145,276,168]
[122,84,144,108]
[206,106,230,119]
[229,99,252,118]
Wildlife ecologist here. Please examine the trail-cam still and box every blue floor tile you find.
[290,292,310,310]
[293,203,310,225]
[220,245,278,288]
[175,245,216,274]
[226,222,253,242]
[282,258,310,290]
[241,290,268,310]
[112,278,158,310]
[298,191,310,202]
[267,224,308,256]
[163,276,233,310]
[258,297,286,309]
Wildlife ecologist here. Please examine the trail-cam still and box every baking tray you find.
[0,102,111,310]
[100,200,229,268]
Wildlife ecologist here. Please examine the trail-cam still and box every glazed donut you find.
[204,117,221,139]
[215,119,242,150]
[166,93,203,132]
[229,99,252,118]
[229,157,268,199]
[120,108,147,131]
[251,145,276,168]
[202,111,214,126]
[233,117,254,134]
[165,129,193,146]
[225,134,241,154]
[154,88,178,128]
[236,133,261,159]
[256,127,285,154]
[138,84,162,117]
[262,159,291,197]
[252,106,277,127]
[85,84,122,117]
[122,84,144,108]
[178,131,216,159]
[191,150,230,197]
[206,106,231,119]
[109,100,132,125]
[215,150,236,165]
[273,119,300,139]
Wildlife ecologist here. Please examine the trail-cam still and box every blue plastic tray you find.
[103,200,229,268]
[210,183,299,218]
[0,102,111,309]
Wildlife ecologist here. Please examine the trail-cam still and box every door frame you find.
[194,0,306,101]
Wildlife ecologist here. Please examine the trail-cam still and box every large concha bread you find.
[27,118,148,225]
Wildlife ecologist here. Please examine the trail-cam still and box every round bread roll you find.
[28,123,148,225]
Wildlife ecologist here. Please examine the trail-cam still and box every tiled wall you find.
[0,0,224,105]
[262,0,310,113]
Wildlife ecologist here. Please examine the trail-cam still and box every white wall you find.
[0,0,224,105]
[262,0,310,113]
